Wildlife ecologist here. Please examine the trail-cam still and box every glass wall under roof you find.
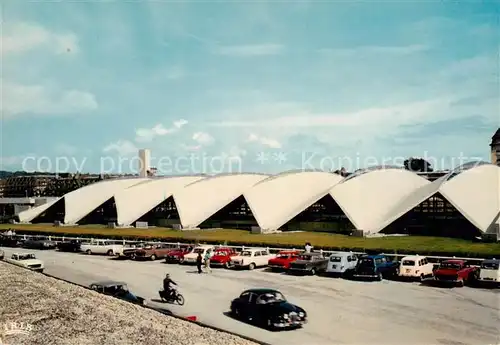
[340,165,404,183]
[444,161,491,182]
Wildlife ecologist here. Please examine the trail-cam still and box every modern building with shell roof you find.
[17,163,500,239]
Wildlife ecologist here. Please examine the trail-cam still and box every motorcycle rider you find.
[163,273,177,300]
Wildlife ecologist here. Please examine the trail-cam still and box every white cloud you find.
[135,119,188,142]
[102,140,138,156]
[2,81,98,118]
[1,22,79,56]
[319,44,429,56]
[0,155,26,166]
[192,132,214,145]
[247,133,282,148]
[213,44,283,57]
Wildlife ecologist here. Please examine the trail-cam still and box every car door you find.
[235,292,253,318]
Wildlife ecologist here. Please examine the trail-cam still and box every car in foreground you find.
[478,259,500,286]
[230,248,276,270]
[90,281,147,305]
[0,249,4,260]
[80,240,124,256]
[432,260,479,287]
[164,246,195,263]
[326,252,358,276]
[287,252,328,275]
[267,250,301,271]
[22,237,57,250]
[133,243,173,261]
[353,254,399,281]
[209,247,239,268]
[230,288,307,330]
[398,255,434,281]
[57,239,82,252]
[4,252,44,272]
[182,245,215,264]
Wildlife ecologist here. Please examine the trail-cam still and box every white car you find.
[80,240,124,256]
[478,259,500,284]
[5,253,44,272]
[182,245,215,264]
[398,255,434,280]
[230,248,276,270]
[326,252,358,275]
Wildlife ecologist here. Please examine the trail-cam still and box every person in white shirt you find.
[304,242,313,253]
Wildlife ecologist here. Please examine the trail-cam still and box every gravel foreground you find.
[0,262,259,345]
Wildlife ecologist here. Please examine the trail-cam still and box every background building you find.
[491,128,500,166]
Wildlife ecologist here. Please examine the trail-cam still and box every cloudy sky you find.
[1,1,498,175]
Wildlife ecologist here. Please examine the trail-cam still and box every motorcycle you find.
[158,286,185,306]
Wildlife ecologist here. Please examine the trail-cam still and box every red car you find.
[164,246,194,264]
[432,259,479,287]
[268,250,301,271]
[210,248,239,268]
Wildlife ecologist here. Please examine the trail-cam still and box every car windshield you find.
[298,255,312,261]
[215,251,228,256]
[256,292,286,304]
[440,262,462,270]
[241,251,252,256]
[358,258,374,266]
[277,254,292,259]
[329,256,341,262]
[481,262,499,270]
[402,260,415,266]
[194,248,205,254]
[20,254,36,260]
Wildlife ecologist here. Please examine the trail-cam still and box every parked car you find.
[182,245,215,264]
[90,281,146,305]
[209,247,239,268]
[4,252,44,272]
[133,243,173,261]
[57,239,82,252]
[478,259,500,285]
[0,235,19,247]
[164,246,195,264]
[117,242,150,259]
[433,260,479,287]
[80,240,124,256]
[230,248,276,270]
[267,250,301,271]
[288,252,328,275]
[230,288,307,330]
[353,254,399,281]
[23,237,57,250]
[398,255,434,281]
[326,252,358,276]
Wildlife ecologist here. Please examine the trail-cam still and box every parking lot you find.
[2,247,499,345]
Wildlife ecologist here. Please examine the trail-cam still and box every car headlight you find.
[283,314,289,319]
[299,312,305,317]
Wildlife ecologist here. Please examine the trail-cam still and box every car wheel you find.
[131,253,136,260]
[106,250,114,256]
[248,263,255,270]
[420,274,425,282]
[86,249,92,255]
[232,307,240,318]
[150,254,156,261]
[179,257,184,264]
[310,268,316,276]
[267,318,274,330]
[458,278,465,287]
[377,272,383,281]
[225,261,231,269]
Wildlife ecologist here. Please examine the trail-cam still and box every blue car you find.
[353,254,399,281]
[90,281,147,305]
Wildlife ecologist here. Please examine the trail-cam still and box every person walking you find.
[305,242,313,253]
[204,249,213,273]
[196,252,203,274]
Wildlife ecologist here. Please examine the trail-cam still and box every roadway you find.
[2,247,499,345]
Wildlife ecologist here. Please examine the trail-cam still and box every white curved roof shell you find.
[174,174,269,228]
[244,171,343,231]
[115,176,204,226]
[18,197,62,223]
[440,164,500,232]
[330,169,430,233]
[64,178,148,224]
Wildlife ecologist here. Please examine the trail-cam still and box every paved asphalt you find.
[2,247,499,345]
